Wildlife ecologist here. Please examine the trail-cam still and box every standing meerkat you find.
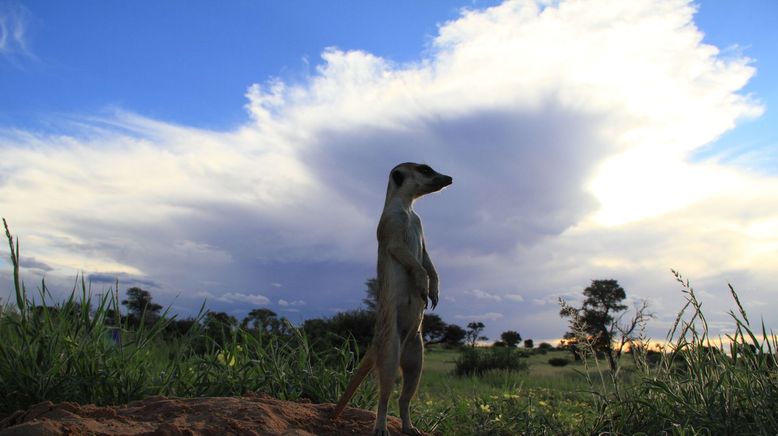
[331,162,453,436]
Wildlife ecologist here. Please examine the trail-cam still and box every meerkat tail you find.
[330,347,376,420]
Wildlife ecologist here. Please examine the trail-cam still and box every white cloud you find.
[455,312,504,321]
[0,0,773,342]
[278,299,305,307]
[464,289,524,303]
[217,293,270,306]
[465,289,502,301]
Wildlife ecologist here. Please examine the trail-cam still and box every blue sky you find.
[1,0,777,343]
[2,1,500,129]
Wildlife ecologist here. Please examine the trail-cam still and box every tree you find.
[422,313,447,344]
[559,331,582,361]
[301,310,375,352]
[560,279,650,371]
[164,317,198,338]
[121,287,162,325]
[242,308,281,333]
[362,278,379,312]
[328,309,374,349]
[500,330,522,347]
[537,342,554,351]
[465,321,487,348]
[524,339,534,349]
[204,311,237,345]
[441,324,466,347]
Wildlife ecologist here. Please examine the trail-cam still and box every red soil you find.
[0,394,422,436]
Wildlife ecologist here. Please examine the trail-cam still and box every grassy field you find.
[3,221,778,435]
[407,347,604,434]
[422,346,589,398]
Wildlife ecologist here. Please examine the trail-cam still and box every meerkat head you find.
[388,162,453,202]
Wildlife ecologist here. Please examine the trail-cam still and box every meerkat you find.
[331,162,453,436]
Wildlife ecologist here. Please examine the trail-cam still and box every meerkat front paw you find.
[414,270,430,304]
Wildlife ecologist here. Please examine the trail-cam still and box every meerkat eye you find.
[416,165,434,176]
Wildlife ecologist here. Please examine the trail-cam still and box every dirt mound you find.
[0,394,420,435]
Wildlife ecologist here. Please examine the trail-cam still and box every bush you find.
[548,357,570,367]
[537,342,554,354]
[454,347,528,376]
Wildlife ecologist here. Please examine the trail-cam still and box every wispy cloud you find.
[455,312,504,321]
[0,2,36,65]
[19,256,53,272]
[217,293,270,306]
[504,294,524,302]
[465,289,502,301]
[464,289,524,303]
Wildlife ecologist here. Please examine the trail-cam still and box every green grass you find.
[422,347,590,395]
[2,220,778,435]
[412,347,602,434]
[0,219,375,417]
[404,276,778,435]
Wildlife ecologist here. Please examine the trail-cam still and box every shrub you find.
[548,357,570,367]
[454,347,528,376]
[537,342,554,354]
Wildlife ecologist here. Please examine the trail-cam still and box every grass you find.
[412,347,601,434]
[0,219,375,417]
[2,219,778,435]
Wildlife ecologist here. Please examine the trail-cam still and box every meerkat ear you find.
[391,169,405,187]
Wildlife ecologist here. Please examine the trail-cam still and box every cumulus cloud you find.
[0,0,773,341]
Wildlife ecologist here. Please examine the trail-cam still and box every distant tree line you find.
[88,279,539,357]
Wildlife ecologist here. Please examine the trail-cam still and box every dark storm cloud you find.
[20,256,53,272]
[303,103,610,254]
[88,272,159,289]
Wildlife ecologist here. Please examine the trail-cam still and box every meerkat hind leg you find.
[399,332,424,435]
[373,336,401,436]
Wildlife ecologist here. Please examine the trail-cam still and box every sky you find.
[1,0,777,343]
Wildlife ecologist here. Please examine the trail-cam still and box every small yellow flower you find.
[480,404,491,413]
[216,351,236,367]
[538,400,549,408]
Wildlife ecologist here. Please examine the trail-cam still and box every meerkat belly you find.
[406,214,424,260]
